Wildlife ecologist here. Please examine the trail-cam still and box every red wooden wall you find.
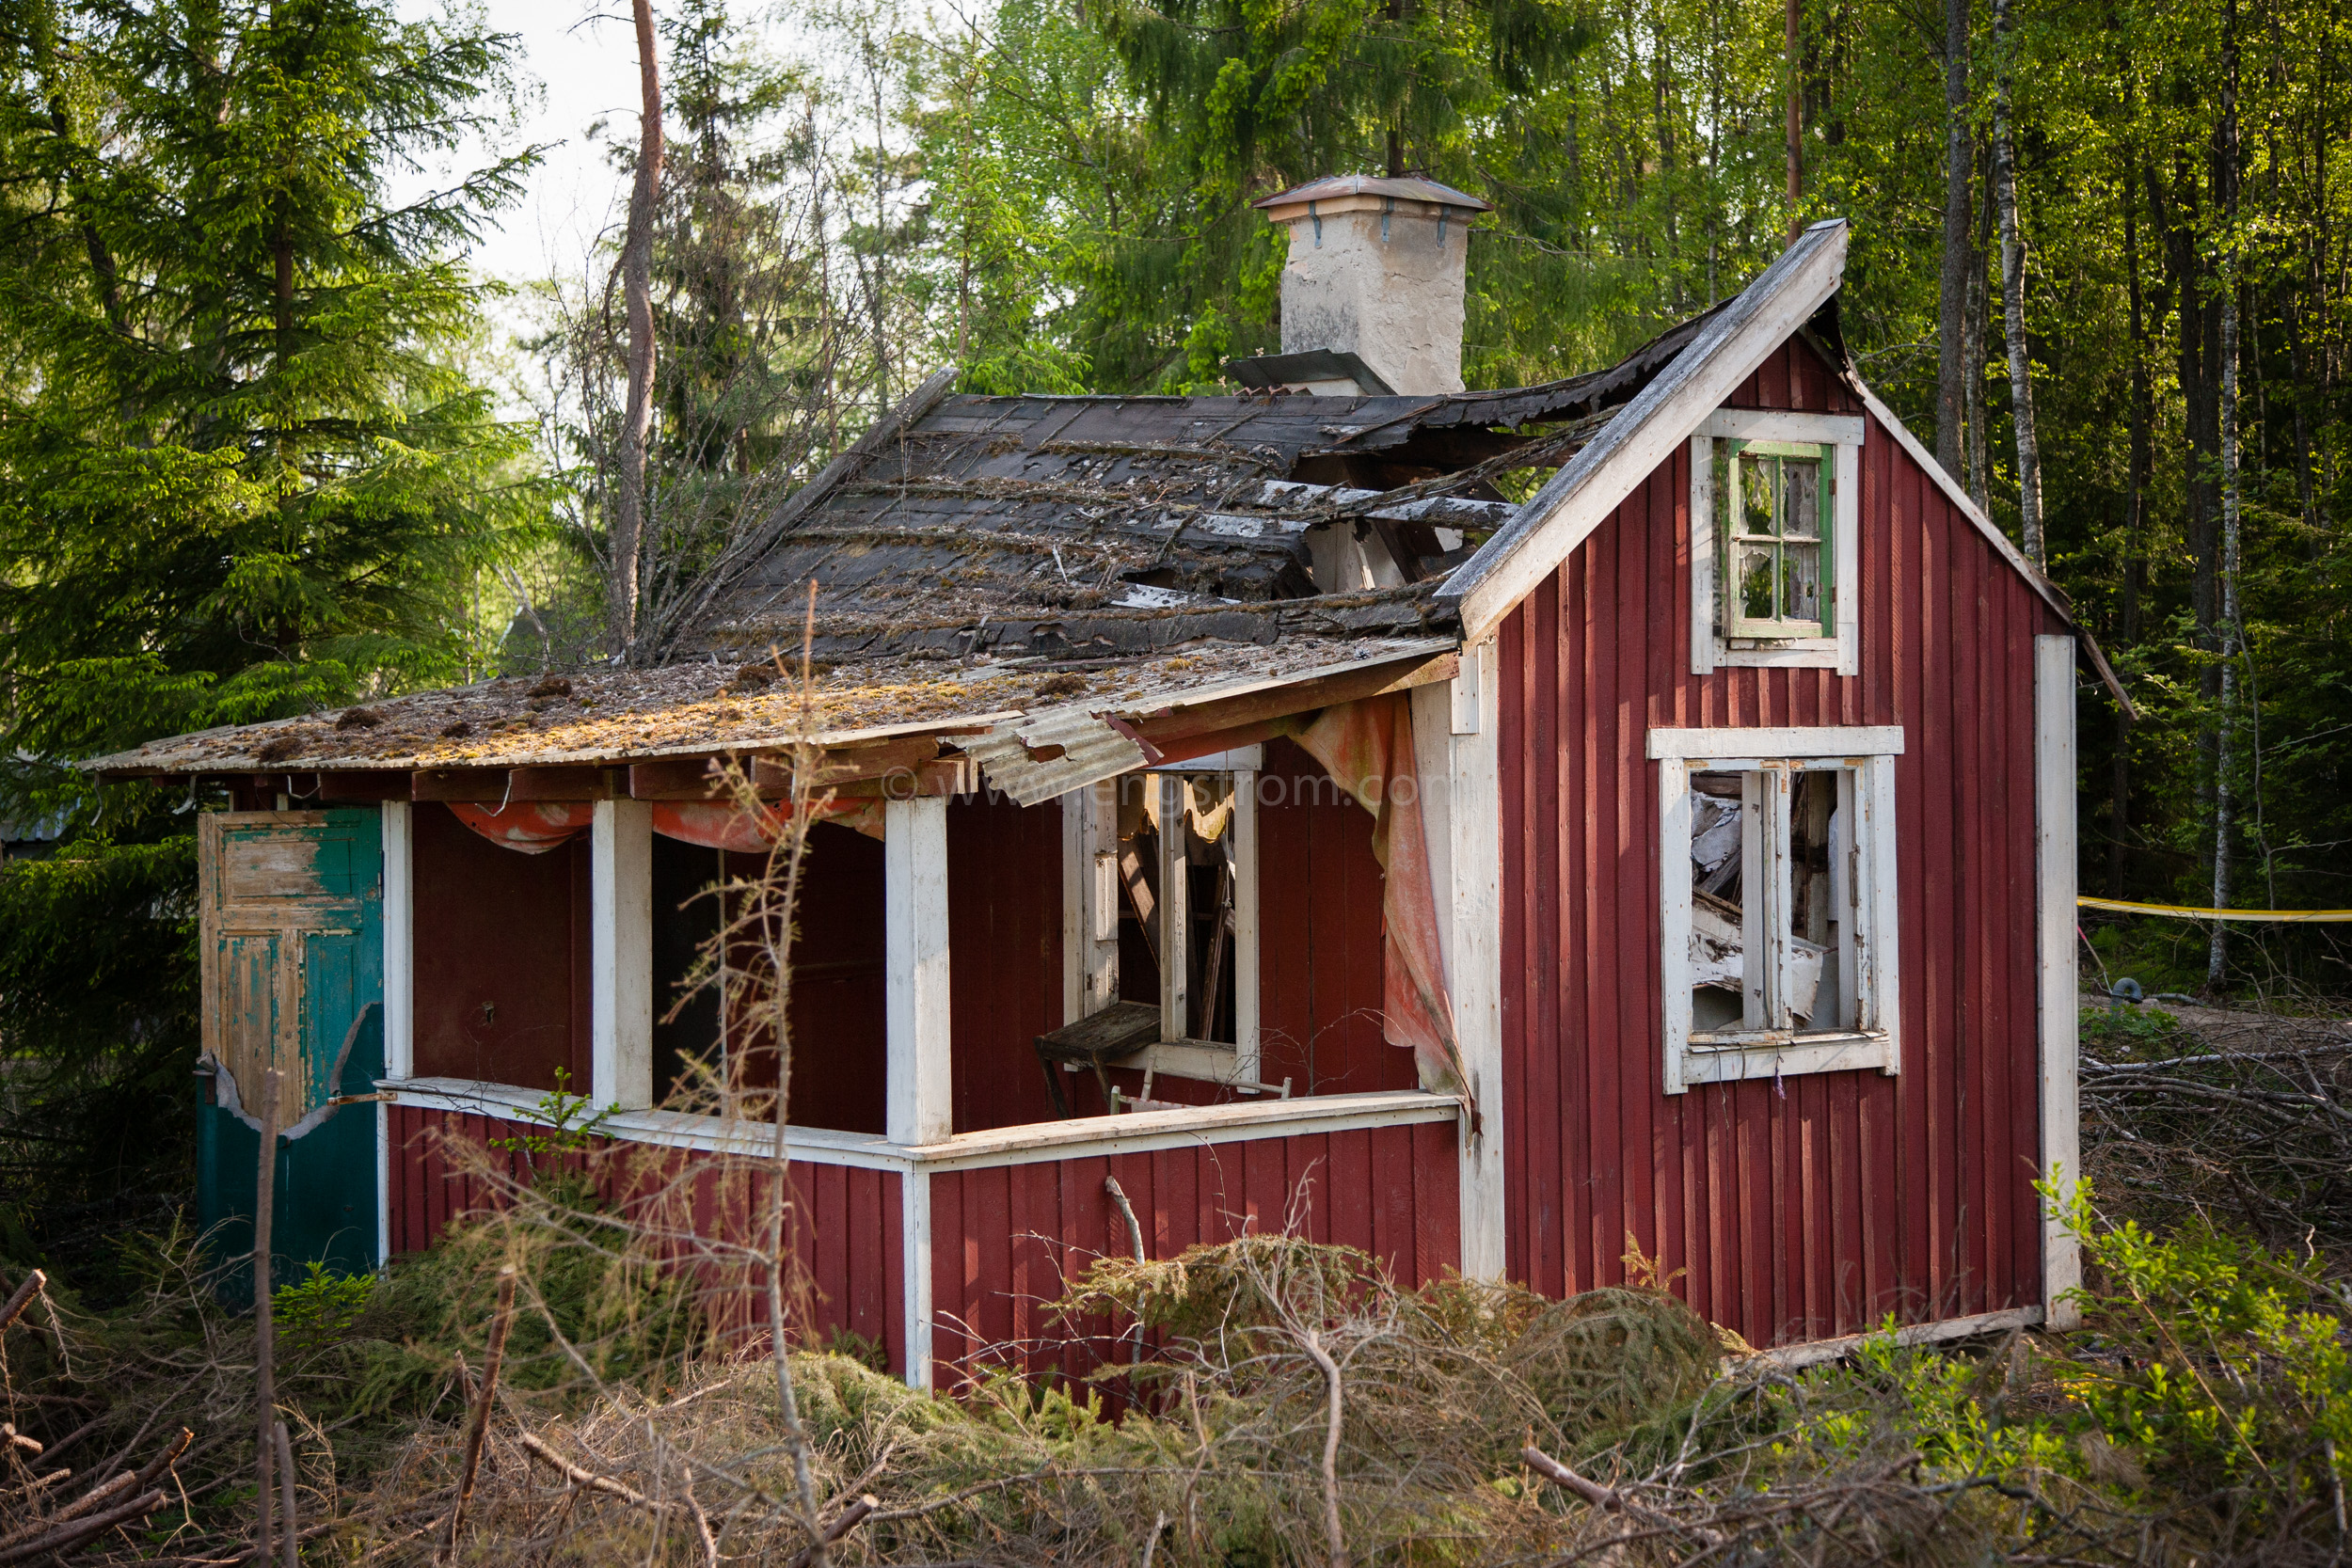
[927,1119,1458,1386]
[385,1103,903,1370]
[947,793,1067,1132]
[412,805,590,1091]
[1497,337,2061,1348]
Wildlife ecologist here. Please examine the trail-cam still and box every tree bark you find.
[612,0,665,661]
[1935,0,1970,478]
[1990,0,2042,565]
[1965,153,1993,517]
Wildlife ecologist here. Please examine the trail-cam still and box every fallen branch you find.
[1521,1445,1725,1549]
[518,1432,662,1511]
[787,1495,878,1568]
[0,1487,167,1564]
[0,1271,44,1333]
[438,1264,517,1563]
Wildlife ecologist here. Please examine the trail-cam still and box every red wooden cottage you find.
[97,182,2122,1382]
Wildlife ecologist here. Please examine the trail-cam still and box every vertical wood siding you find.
[411,805,591,1092]
[948,793,1068,1132]
[1498,339,2059,1347]
[926,1120,1458,1386]
[386,1104,904,1372]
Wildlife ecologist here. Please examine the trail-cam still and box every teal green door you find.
[197,809,384,1282]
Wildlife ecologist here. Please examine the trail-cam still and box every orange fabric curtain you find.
[445,797,884,854]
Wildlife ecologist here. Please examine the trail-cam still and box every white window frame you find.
[1690,410,1863,676]
[1649,726,1902,1094]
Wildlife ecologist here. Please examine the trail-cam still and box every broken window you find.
[1688,412,1862,674]
[1653,731,1902,1091]
[1115,771,1243,1044]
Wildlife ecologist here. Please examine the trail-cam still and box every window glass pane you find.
[1738,450,1774,535]
[1738,544,1778,621]
[1689,771,1745,1033]
[1780,456,1821,539]
[1781,540,1823,626]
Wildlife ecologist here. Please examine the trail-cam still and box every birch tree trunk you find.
[2209,1,2241,990]
[1936,0,1971,478]
[1991,0,2043,565]
[612,0,664,661]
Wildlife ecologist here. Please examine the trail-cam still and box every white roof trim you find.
[1438,219,1851,641]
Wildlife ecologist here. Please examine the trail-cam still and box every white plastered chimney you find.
[1250,175,1490,396]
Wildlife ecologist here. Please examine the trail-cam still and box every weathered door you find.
[197,809,384,1280]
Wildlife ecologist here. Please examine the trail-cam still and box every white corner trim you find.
[885,797,953,1148]
[591,800,654,1110]
[901,1169,932,1389]
[2034,635,2084,1331]
[1450,640,1505,1279]
[1694,408,1866,445]
[1447,222,1849,641]
[1646,725,1905,760]
[1759,1306,2044,1369]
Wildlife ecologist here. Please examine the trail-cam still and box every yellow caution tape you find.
[2078,895,2352,924]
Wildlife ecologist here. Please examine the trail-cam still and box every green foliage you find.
[0,0,548,1233]
[487,1068,620,1165]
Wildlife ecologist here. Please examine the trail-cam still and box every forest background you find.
[0,0,2343,1266]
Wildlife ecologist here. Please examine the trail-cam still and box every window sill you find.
[1713,636,1845,669]
[1679,1030,1894,1085]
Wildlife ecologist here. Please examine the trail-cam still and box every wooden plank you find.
[591,800,654,1109]
[627,756,724,800]
[2034,633,2081,1329]
[908,1167,938,1386]
[1231,768,1262,1085]
[1449,639,1505,1277]
[314,771,413,801]
[509,765,618,800]
[1645,725,1905,760]
[1694,408,1866,445]
[884,798,952,1146]
[1156,775,1188,1043]
[411,768,514,802]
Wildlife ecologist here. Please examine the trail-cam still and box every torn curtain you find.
[1291,694,1468,1100]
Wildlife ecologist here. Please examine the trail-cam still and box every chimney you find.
[1239,175,1490,396]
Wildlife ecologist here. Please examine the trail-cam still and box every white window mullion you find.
[1156,774,1189,1041]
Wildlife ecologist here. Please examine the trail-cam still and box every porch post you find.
[591,800,654,1110]
[2034,635,2082,1329]
[885,795,950,1388]
[1156,774,1189,1039]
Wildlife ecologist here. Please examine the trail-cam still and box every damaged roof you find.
[94,635,1456,784]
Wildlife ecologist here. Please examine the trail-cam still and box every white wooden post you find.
[885,795,951,1390]
[1446,640,1506,1280]
[2034,635,2083,1330]
[379,801,412,1267]
[1156,774,1189,1040]
[1062,782,1118,1024]
[1231,770,1261,1083]
[591,800,654,1110]
[885,797,952,1145]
